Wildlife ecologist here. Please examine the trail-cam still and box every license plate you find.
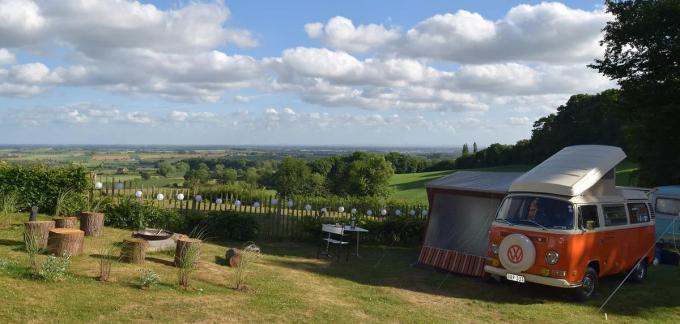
[506,273,525,283]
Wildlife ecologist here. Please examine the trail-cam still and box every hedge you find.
[0,162,90,215]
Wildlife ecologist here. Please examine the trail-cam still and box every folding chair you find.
[317,224,350,262]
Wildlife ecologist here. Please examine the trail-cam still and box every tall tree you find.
[462,144,469,155]
[590,0,680,186]
[473,142,478,153]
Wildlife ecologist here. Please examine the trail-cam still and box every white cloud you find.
[0,48,15,65]
[507,116,532,126]
[0,0,262,102]
[306,3,610,64]
[305,16,400,53]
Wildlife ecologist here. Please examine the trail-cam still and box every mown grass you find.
[389,161,641,204]
[1,213,677,323]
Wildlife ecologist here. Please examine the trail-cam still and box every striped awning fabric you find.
[418,246,486,277]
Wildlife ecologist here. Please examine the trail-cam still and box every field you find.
[0,214,678,323]
[389,162,641,204]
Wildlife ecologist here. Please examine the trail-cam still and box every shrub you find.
[298,215,426,246]
[0,163,90,214]
[178,211,260,242]
[138,268,160,289]
[40,253,71,282]
[104,197,181,230]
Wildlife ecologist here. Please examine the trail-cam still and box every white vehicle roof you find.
[426,171,523,195]
[509,145,626,197]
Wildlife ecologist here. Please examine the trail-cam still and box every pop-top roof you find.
[509,145,626,197]
[426,171,524,195]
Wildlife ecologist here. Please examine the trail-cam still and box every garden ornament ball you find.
[235,200,242,207]
[156,193,164,201]
[271,198,278,205]
[409,209,416,216]
[287,199,294,208]
[195,195,203,202]
[305,204,312,211]
[338,206,345,213]
[254,201,261,208]
[366,209,373,216]
[351,208,357,214]
[395,209,401,216]
[135,190,143,198]
[216,198,223,204]
[320,207,327,213]
[176,193,184,201]
[380,209,388,216]
[95,182,103,190]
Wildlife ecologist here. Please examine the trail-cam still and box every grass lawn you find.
[389,162,641,205]
[389,165,532,204]
[1,214,678,323]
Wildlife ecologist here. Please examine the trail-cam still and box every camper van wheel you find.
[573,267,598,301]
[629,258,648,283]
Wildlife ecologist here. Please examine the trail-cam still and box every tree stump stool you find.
[24,221,55,249]
[79,212,104,236]
[174,237,202,267]
[54,217,78,229]
[121,238,148,264]
[48,228,85,256]
[226,248,241,267]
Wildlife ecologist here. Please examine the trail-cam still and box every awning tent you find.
[418,171,523,276]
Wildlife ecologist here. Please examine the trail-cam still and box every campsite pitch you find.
[0,214,678,323]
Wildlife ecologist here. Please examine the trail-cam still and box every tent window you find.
[578,205,600,229]
[627,203,650,224]
[603,205,628,226]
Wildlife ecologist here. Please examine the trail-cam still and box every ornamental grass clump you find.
[0,192,17,228]
[138,268,160,289]
[234,242,261,291]
[97,243,118,282]
[53,188,74,217]
[176,227,205,289]
[39,253,71,282]
[23,228,42,273]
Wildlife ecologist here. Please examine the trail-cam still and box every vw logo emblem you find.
[507,245,524,264]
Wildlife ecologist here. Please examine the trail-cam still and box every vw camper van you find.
[651,186,680,243]
[484,145,655,300]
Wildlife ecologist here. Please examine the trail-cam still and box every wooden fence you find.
[94,176,429,241]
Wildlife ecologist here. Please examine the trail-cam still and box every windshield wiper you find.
[495,218,514,226]
[523,219,548,230]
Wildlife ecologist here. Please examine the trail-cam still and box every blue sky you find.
[0,0,613,146]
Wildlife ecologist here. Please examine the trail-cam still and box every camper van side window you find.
[603,205,628,227]
[627,203,650,224]
[656,198,680,215]
[578,205,599,229]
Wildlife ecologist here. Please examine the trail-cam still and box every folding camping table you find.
[342,225,368,257]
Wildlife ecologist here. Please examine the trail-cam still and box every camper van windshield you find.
[496,196,574,230]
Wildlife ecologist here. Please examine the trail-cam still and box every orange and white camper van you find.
[484,145,655,300]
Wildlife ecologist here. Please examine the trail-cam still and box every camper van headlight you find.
[490,243,499,255]
[545,250,559,265]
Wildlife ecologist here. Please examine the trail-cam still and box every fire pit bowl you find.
[132,228,174,241]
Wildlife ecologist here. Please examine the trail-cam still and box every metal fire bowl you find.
[132,228,174,241]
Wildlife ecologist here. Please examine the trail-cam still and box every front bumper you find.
[484,265,581,288]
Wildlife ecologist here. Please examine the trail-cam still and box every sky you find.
[0,0,614,146]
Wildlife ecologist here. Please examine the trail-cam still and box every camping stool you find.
[317,224,350,262]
